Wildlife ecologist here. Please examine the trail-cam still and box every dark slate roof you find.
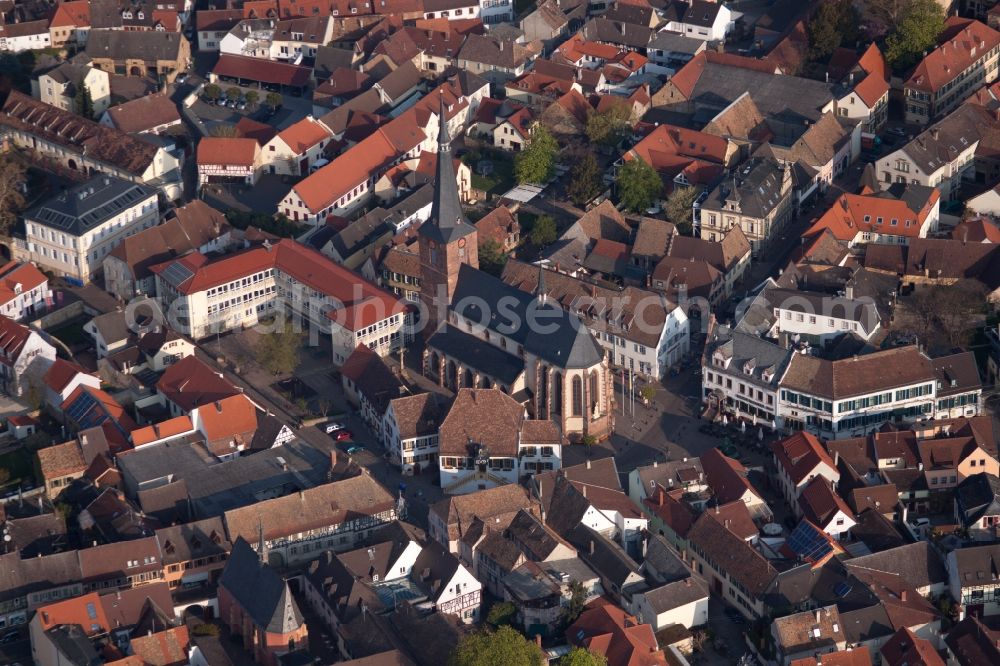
[219,538,304,635]
[703,157,788,220]
[418,96,476,245]
[845,541,947,592]
[451,264,605,370]
[955,473,1000,528]
[86,28,186,62]
[567,523,641,588]
[28,175,155,237]
[427,323,524,385]
[643,535,691,584]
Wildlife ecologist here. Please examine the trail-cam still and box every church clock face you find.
[458,238,466,248]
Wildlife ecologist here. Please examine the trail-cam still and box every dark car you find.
[1,631,20,644]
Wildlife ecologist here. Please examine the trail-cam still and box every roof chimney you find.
[582,485,587,498]
[589,540,595,555]
[586,459,591,469]
[901,590,907,602]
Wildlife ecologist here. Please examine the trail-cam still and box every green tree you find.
[560,648,607,666]
[449,626,544,666]
[74,83,94,120]
[807,0,859,61]
[0,156,27,237]
[265,92,283,110]
[664,186,699,234]
[884,0,945,70]
[225,86,241,102]
[859,0,913,39]
[203,83,221,102]
[245,89,260,108]
[567,153,603,206]
[254,322,302,376]
[0,52,31,93]
[616,158,662,214]
[560,580,588,627]
[529,214,557,247]
[515,125,559,184]
[486,601,517,627]
[585,104,632,147]
[479,239,508,277]
[209,124,240,137]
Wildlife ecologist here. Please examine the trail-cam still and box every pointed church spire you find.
[419,90,476,244]
[257,518,267,566]
[536,262,547,304]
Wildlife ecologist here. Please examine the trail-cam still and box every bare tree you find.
[0,156,27,237]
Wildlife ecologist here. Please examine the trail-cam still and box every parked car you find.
[1,631,19,644]
[345,445,363,455]
[175,73,188,84]
[887,126,907,137]
[325,422,345,433]
[334,430,353,441]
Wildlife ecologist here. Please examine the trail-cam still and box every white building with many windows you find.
[18,176,159,284]
[382,392,450,475]
[151,239,410,363]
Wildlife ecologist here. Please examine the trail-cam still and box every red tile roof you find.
[196,394,258,448]
[196,137,259,167]
[36,592,110,634]
[292,79,468,213]
[0,315,33,366]
[131,415,194,446]
[853,43,890,107]
[156,356,240,413]
[806,185,940,242]
[569,599,666,666]
[0,261,46,307]
[700,447,764,505]
[50,1,90,28]
[626,124,728,185]
[212,53,312,87]
[798,476,853,528]
[669,51,776,98]
[235,117,279,145]
[906,18,1000,92]
[772,432,837,485]
[276,116,331,154]
[151,240,407,332]
[42,358,94,393]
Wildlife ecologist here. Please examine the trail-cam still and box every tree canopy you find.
[74,83,94,120]
[616,158,662,214]
[884,0,945,70]
[203,83,221,101]
[478,239,508,277]
[567,153,604,206]
[529,214,557,247]
[585,104,632,147]
[560,648,608,666]
[0,156,27,237]
[449,626,545,666]
[664,186,699,235]
[254,321,302,375]
[807,0,859,60]
[515,125,559,184]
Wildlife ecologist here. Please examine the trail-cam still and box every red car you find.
[334,430,354,441]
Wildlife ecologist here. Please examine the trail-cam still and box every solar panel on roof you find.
[161,262,194,287]
[786,521,833,562]
[834,581,852,597]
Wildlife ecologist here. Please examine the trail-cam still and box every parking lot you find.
[190,81,315,132]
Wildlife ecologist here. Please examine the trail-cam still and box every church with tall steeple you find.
[418,109,614,443]
[418,94,479,336]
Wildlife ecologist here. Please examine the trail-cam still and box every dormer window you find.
[122,10,133,18]
[137,11,144,19]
